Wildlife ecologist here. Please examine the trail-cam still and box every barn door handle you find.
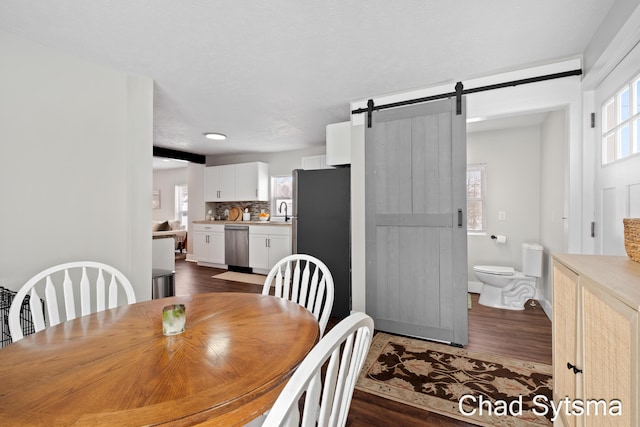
[457,209,463,228]
[567,362,582,374]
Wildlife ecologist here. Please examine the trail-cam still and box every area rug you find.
[356,333,553,427]
[212,271,268,286]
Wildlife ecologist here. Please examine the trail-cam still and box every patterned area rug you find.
[356,333,553,427]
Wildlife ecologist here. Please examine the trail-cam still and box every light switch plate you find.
[498,211,506,221]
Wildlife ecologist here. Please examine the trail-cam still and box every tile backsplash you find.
[205,201,271,221]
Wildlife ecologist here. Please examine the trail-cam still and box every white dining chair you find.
[8,261,137,342]
[262,254,335,336]
[261,312,374,427]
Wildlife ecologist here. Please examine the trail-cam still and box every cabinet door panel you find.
[236,163,258,200]
[204,167,220,201]
[193,232,209,261]
[582,283,637,427]
[249,234,269,270]
[219,165,236,201]
[553,262,579,427]
[267,234,291,270]
[208,231,225,264]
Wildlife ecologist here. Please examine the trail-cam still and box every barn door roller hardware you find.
[354,69,582,128]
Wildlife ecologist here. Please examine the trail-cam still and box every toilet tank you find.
[522,243,543,277]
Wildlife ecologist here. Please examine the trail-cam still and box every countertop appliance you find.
[224,224,251,272]
[292,167,350,318]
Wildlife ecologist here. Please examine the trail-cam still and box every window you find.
[601,74,640,164]
[467,164,486,232]
[175,184,188,226]
[271,175,292,217]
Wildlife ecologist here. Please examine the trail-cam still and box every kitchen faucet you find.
[279,201,289,222]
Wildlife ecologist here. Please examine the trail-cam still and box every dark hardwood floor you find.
[174,258,552,427]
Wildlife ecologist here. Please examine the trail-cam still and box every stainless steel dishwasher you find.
[224,224,250,271]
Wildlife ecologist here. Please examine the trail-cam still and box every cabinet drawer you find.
[193,223,225,233]
[249,225,291,236]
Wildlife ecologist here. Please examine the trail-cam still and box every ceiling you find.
[0,1,615,157]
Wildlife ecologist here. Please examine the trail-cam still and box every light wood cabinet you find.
[193,223,225,266]
[552,254,639,427]
[249,225,291,273]
[204,162,269,202]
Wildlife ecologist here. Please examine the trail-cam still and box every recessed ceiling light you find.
[204,133,227,140]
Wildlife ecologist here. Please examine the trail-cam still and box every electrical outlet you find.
[498,211,506,221]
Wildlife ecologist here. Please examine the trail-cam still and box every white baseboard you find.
[467,281,483,294]
[539,298,552,321]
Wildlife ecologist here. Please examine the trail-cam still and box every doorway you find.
[466,109,567,316]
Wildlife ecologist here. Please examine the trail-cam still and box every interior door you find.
[593,41,640,255]
[365,97,468,345]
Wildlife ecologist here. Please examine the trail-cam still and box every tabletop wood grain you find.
[0,292,319,426]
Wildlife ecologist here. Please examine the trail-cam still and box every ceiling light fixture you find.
[204,132,227,140]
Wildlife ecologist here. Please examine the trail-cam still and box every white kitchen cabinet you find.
[249,225,291,273]
[193,223,225,266]
[301,155,331,170]
[552,254,639,427]
[204,162,269,201]
[204,164,235,201]
[326,121,351,166]
[236,162,269,201]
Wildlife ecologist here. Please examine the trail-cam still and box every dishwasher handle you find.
[224,225,249,231]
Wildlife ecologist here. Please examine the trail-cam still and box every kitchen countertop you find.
[193,220,292,226]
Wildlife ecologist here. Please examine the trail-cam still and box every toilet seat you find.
[473,265,515,276]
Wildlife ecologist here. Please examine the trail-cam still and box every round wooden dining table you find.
[0,292,319,426]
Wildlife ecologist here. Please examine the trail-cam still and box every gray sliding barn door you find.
[365,98,468,345]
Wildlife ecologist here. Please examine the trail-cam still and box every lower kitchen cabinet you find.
[193,223,225,266]
[249,226,291,273]
[552,254,639,427]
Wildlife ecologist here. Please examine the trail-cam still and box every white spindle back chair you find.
[262,254,335,336]
[261,312,374,427]
[8,261,136,342]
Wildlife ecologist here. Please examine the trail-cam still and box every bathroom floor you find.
[465,292,552,365]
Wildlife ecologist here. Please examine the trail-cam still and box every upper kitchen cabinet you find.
[205,164,235,201]
[205,162,269,202]
[301,154,330,170]
[326,121,351,166]
[236,162,269,201]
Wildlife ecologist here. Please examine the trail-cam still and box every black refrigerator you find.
[292,167,351,319]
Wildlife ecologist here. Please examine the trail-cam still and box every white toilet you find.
[473,243,543,310]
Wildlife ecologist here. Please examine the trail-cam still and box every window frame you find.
[271,175,293,218]
[466,164,486,234]
[601,73,640,165]
[174,184,188,227]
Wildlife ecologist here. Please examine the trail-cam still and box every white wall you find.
[467,125,541,282]
[582,0,640,89]
[186,163,204,259]
[153,167,188,222]
[0,31,153,300]
[539,110,567,315]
